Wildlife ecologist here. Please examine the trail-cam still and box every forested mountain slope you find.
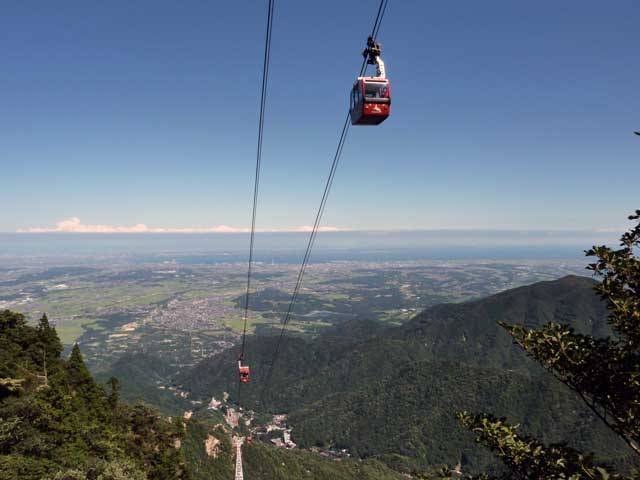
[0,309,408,479]
[182,421,404,480]
[180,276,634,473]
[398,274,611,368]
[0,310,189,480]
[95,352,191,415]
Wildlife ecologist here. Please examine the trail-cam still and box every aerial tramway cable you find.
[259,0,390,406]
[237,0,276,408]
[371,0,388,42]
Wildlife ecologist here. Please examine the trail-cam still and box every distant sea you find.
[0,230,619,266]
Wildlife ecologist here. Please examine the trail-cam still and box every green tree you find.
[66,343,95,394]
[0,312,191,479]
[0,310,26,331]
[452,210,640,479]
[48,469,87,480]
[107,376,121,409]
[36,314,63,359]
[444,413,616,479]
[97,459,147,480]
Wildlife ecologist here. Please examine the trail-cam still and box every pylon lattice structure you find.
[234,436,245,480]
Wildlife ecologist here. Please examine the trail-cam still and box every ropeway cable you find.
[259,0,390,406]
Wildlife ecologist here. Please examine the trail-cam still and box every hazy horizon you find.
[0,229,620,266]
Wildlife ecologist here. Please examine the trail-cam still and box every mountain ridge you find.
[177,274,633,473]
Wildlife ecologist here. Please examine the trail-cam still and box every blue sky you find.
[2,0,638,233]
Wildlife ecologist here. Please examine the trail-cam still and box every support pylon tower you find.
[234,437,245,480]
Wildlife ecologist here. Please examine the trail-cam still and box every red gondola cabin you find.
[239,363,250,383]
[350,77,391,125]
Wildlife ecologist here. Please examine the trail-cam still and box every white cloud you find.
[293,225,342,233]
[17,217,348,234]
[594,226,628,233]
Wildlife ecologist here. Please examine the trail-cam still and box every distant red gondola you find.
[350,36,390,126]
[238,361,250,383]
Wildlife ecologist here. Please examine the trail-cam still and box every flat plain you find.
[0,255,586,371]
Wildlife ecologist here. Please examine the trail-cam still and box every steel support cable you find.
[259,0,389,407]
[238,0,275,408]
[258,115,350,403]
[371,0,388,40]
